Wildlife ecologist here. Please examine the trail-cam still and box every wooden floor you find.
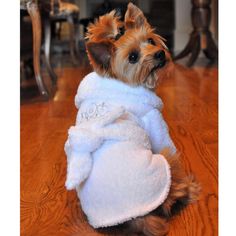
[21,62,218,236]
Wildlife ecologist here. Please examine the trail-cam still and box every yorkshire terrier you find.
[65,3,200,236]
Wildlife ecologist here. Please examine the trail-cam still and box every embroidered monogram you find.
[77,102,109,123]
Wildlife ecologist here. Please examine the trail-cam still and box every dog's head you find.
[86,3,172,89]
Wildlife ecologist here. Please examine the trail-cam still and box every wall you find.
[74,0,218,53]
[174,0,191,53]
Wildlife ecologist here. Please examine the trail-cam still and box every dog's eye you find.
[148,38,156,46]
[128,51,139,64]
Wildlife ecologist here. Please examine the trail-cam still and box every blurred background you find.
[20,0,218,102]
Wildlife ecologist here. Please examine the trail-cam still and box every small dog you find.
[65,3,200,236]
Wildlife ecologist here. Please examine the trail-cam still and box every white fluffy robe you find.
[65,72,176,228]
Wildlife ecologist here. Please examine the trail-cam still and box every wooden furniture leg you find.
[174,0,218,67]
[44,14,57,84]
[67,14,78,65]
[74,14,80,57]
[27,1,49,99]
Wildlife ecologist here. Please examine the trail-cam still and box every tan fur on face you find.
[112,27,171,87]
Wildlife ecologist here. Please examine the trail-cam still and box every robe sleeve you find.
[141,109,176,154]
[64,126,102,190]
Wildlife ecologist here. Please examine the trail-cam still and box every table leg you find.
[67,14,78,65]
[174,0,218,67]
[74,13,80,58]
[27,1,49,99]
[44,15,57,83]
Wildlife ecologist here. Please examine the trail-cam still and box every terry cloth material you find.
[65,72,176,228]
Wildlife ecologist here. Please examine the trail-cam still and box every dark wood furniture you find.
[25,1,51,99]
[174,0,218,66]
[20,9,33,84]
[49,0,80,65]
[20,0,80,100]
[21,0,58,100]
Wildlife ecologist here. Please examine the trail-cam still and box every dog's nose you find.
[154,50,165,61]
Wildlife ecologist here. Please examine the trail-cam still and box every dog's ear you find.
[86,10,123,41]
[86,40,114,74]
[124,3,150,29]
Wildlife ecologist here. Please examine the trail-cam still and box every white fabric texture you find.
[65,72,176,228]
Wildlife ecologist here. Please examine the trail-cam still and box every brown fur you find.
[157,149,201,218]
[86,3,172,89]
[124,2,150,29]
[85,3,200,235]
[97,215,169,236]
[86,40,116,77]
[112,27,172,87]
[86,10,123,42]
[125,215,169,236]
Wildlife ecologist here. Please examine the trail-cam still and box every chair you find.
[21,0,52,99]
[46,0,80,65]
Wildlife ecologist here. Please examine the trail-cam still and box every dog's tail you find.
[158,148,201,217]
[125,214,169,236]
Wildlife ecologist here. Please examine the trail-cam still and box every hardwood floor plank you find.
[21,64,218,235]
